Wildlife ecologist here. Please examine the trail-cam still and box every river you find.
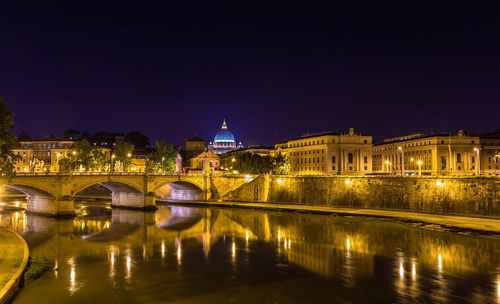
[1,199,499,303]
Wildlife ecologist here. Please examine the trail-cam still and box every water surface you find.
[1,199,499,303]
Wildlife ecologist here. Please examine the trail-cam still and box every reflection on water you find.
[0,199,499,303]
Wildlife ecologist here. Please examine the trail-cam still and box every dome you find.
[213,120,235,143]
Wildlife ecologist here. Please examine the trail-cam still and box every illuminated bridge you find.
[1,173,248,216]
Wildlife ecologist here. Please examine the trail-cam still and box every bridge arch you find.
[4,184,56,199]
[154,180,204,202]
[71,178,144,197]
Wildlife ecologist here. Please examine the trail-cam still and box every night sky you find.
[1,0,499,147]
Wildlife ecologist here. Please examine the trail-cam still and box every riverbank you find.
[0,228,29,304]
[165,200,500,236]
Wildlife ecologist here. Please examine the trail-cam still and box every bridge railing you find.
[13,172,206,177]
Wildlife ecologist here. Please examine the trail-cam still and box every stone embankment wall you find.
[224,176,500,217]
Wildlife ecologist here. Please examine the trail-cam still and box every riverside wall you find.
[223,176,500,217]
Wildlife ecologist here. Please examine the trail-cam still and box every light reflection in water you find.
[1,203,499,304]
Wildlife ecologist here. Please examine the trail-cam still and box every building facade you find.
[190,149,220,172]
[372,130,481,176]
[479,130,500,176]
[14,138,76,173]
[208,120,243,155]
[283,128,372,175]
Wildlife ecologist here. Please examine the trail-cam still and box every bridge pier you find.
[111,192,157,211]
[26,196,75,217]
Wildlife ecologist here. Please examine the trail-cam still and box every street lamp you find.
[385,160,392,174]
[473,147,480,175]
[161,157,165,173]
[111,154,115,173]
[417,160,422,176]
[72,151,77,172]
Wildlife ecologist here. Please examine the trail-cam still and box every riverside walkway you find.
[167,201,500,235]
[0,228,29,304]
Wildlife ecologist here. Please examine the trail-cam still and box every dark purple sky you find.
[1,0,499,146]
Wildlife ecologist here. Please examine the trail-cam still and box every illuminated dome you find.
[209,120,242,154]
[214,121,235,143]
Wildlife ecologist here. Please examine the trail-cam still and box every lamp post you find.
[417,160,422,176]
[161,157,165,173]
[72,151,77,172]
[111,154,115,173]
[473,147,480,175]
[127,153,131,173]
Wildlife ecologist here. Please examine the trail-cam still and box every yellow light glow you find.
[232,158,236,162]
[126,256,131,277]
[72,151,76,155]
[410,158,414,162]
[417,160,422,165]
[412,262,416,280]
[161,240,165,258]
[345,179,352,185]
[177,245,181,264]
[398,146,402,150]
[232,242,236,258]
[245,174,253,182]
[245,231,249,243]
[288,239,291,249]
[277,178,284,184]
[385,160,389,165]
[278,229,281,242]
[438,254,442,271]
[232,170,238,174]
[127,153,131,157]
[399,262,404,279]
[346,238,350,251]
[436,180,444,187]
[110,254,114,266]
[70,268,76,284]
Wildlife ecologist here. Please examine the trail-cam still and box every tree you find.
[64,129,81,139]
[114,141,134,172]
[71,139,109,172]
[18,131,31,141]
[124,131,150,149]
[149,141,178,173]
[233,153,273,174]
[271,150,289,175]
[0,96,20,179]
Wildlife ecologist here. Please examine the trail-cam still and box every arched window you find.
[456,153,462,163]
[348,153,353,164]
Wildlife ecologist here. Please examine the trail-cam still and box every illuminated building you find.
[190,149,220,172]
[185,135,205,153]
[283,128,372,175]
[208,120,243,155]
[14,137,75,173]
[479,130,500,176]
[372,130,480,176]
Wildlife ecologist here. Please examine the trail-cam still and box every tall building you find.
[283,128,373,175]
[372,130,480,176]
[14,137,75,173]
[208,120,244,154]
[479,129,500,176]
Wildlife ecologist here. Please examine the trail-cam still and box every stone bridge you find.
[1,173,248,216]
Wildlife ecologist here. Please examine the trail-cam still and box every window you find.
[364,139,367,143]
[441,156,447,170]
[332,166,336,171]
[47,152,51,156]
[364,166,368,170]
[332,156,336,163]
[348,153,353,164]
[364,156,368,164]
[472,156,475,163]
[456,153,462,163]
